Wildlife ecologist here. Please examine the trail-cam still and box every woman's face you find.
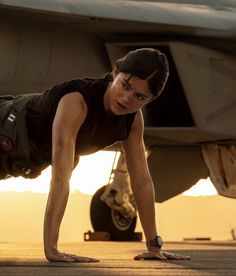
[104,72,153,115]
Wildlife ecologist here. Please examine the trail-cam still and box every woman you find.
[0,48,190,262]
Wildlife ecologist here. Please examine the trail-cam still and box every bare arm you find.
[123,110,190,261]
[122,110,157,241]
[43,92,97,262]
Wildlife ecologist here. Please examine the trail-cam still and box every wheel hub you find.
[111,209,133,231]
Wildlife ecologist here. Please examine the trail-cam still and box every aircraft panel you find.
[0,0,235,35]
[0,22,110,94]
[148,145,208,202]
[170,42,236,137]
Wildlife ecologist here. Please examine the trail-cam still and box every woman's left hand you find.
[134,249,190,260]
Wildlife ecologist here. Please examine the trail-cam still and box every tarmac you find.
[0,241,236,275]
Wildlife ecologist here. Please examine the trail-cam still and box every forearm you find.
[43,179,70,255]
[122,111,159,241]
[131,179,157,241]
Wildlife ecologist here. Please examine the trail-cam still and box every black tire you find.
[90,185,137,241]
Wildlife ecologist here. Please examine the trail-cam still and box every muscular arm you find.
[122,110,157,241]
[123,110,190,261]
[43,92,88,261]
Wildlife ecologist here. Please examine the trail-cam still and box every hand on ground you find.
[46,250,99,262]
[134,250,190,261]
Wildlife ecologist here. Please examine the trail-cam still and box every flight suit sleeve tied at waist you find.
[0,95,47,179]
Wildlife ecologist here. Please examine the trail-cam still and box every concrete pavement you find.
[0,241,236,275]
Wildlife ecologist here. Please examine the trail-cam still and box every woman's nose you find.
[123,92,131,104]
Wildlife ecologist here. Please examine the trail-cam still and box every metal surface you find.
[0,0,235,33]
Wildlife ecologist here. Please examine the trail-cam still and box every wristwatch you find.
[146,235,163,249]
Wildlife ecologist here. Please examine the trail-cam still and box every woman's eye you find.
[136,94,145,101]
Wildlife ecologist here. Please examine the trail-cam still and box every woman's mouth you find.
[117,102,128,110]
[116,101,127,111]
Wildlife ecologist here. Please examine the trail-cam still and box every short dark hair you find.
[113,48,169,98]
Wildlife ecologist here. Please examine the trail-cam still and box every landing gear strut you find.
[89,151,142,241]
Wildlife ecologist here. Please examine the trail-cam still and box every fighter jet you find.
[0,0,236,240]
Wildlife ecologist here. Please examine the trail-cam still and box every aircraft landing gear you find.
[90,185,138,241]
[89,151,142,241]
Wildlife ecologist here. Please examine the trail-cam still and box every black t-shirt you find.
[26,74,136,163]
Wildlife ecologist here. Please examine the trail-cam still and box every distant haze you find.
[0,191,235,243]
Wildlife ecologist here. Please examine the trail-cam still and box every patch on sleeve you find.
[0,134,14,152]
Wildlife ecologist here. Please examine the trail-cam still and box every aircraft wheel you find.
[90,185,137,241]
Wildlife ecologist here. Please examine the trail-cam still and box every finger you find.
[134,254,142,260]
[134,252,167,261]
[47,254,75,262]
[63,255,75,262]
[162,251,190,260]
[75,257,99,263]
[66,254,99,263]
[171,254,190,260]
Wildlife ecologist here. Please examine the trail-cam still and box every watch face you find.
[157,236,163,247]
[146,235,163,248]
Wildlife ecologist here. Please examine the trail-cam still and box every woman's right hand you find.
[45,248,99,262]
